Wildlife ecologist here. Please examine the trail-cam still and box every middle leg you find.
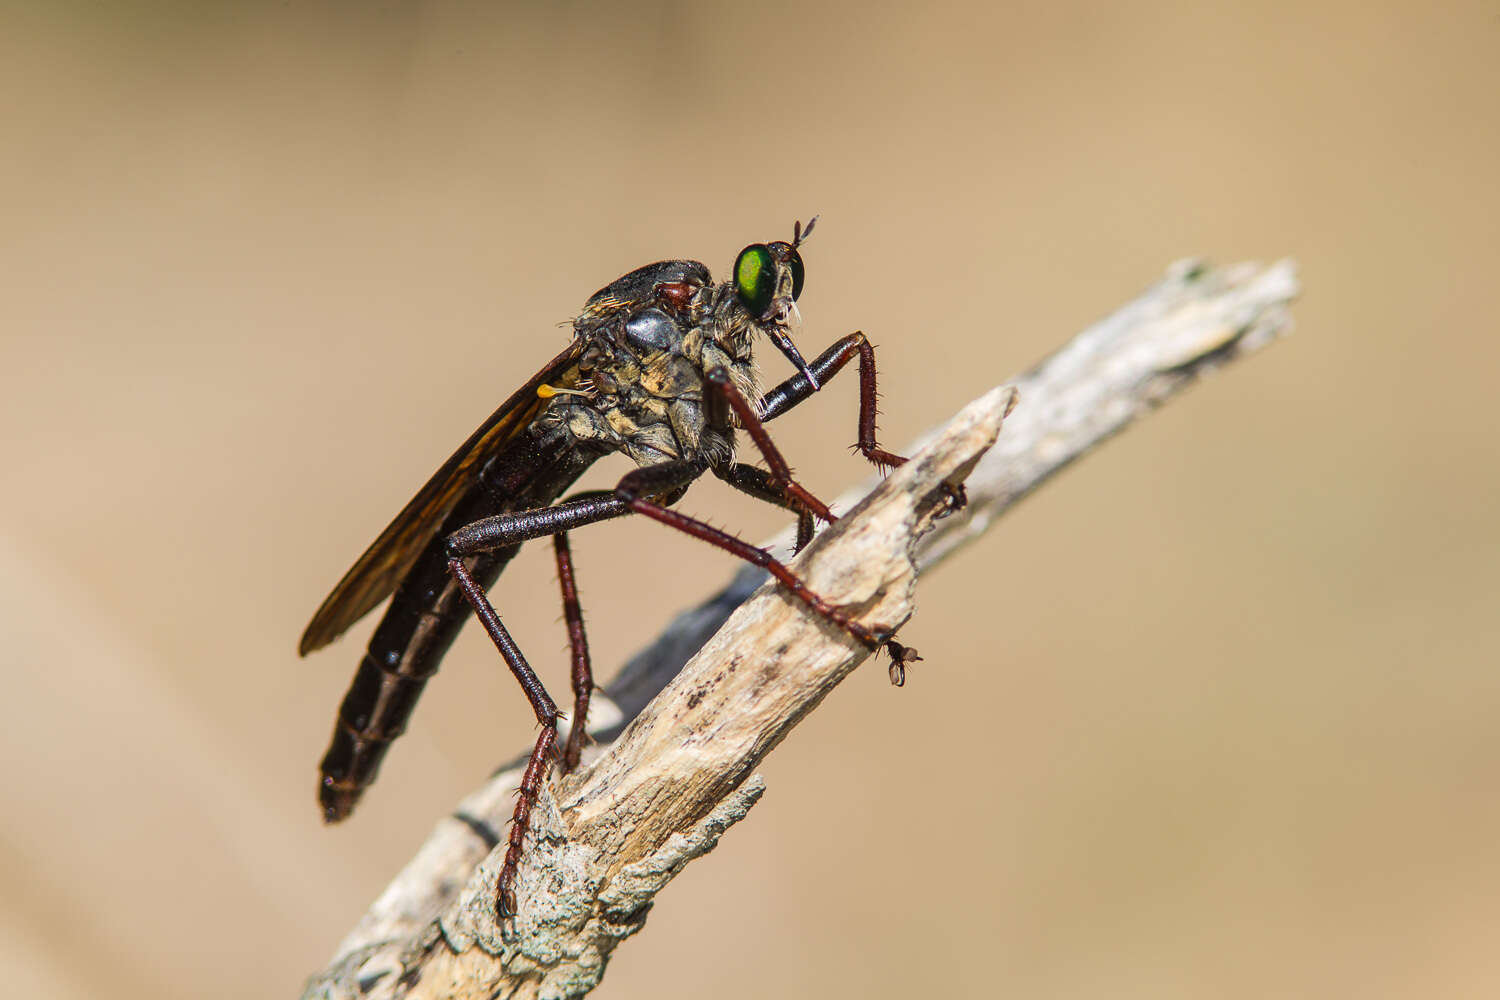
[704,366,836,527]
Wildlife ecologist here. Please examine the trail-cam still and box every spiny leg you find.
[446,458,915,918]
[757,331,891,465]
[615,471,919,674]
[548,486,689,763]
[758,331,965,509]
[458,459,910,665]
[697,367,915,673]
[705,368,836,526]
[445,554,559,919]
[444,483,697,917]
[552,531,593,772]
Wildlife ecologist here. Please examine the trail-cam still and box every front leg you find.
[759,332,965,507]
[758,331,906,470]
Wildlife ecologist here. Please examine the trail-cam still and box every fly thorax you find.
[699,339,762,415]
[560,336,689,466]
[535,394,619,454]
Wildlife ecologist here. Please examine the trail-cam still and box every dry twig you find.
[303,258,1298,1000]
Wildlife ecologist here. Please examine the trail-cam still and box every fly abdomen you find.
[315,430,591,823]
[317,547,504,822]
[318,648,438,822]
[318,650,418,821]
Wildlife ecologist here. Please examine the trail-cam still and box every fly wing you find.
[298,341,585,655]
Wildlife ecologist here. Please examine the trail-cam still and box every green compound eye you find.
[734,243,775,316]
[788,247,805,301]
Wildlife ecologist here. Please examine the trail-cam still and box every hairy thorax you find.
[537,286,761,470]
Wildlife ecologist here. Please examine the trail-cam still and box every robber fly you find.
[300,219,940,915]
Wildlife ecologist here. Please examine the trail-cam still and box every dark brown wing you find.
[299,340,585,656]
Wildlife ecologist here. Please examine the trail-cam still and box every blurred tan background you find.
[3,2,1497,997]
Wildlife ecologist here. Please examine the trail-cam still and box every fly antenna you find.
[793,215,819,247]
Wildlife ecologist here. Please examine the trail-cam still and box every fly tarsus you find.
[883,639,922,687]
[844,621,921,687]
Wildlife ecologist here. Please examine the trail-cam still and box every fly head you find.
[730,217,819,388]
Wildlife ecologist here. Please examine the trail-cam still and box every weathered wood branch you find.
[302,258,1298,1000]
